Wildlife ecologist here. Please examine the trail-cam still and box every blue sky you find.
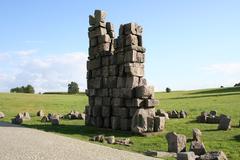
[0,0,240,92]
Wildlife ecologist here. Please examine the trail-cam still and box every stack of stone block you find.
[85,10,161,133]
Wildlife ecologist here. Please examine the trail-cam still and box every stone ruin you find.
[85,10,163,134]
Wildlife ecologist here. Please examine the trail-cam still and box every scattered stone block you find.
[218,115,231,130]
[0,112,5,118]
[193,128,202,141]
[199,151,228,160]
[154,116,165,132]
[177,152,196,160]
[105,136,115,144]
[51,118,60,125]
[41,115,50,123]
[190,141,207,156]
[166,132,187,153]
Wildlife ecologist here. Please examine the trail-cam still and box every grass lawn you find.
[0,87,240,159]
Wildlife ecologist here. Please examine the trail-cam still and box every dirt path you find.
[0,122,159,160]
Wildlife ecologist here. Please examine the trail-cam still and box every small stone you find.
[154,116,165,132]
[180,110,187,118]
[37,110,44,117]
[51,118,60,125]
[23,112,31,120]
[105,136,115,144]
[41,115,49,123]
[0,112,5,118]
[11,117,23,125]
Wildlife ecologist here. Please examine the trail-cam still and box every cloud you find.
[204,63,240,75]
[0,51,88,93]
[15,49,38,56]
[0,52,10,61]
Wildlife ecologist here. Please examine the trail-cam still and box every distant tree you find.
[166,87,171,93]
[220,86,224,88]
[68,82,79,94]
[234,82,240,87]
[10,84,35,94]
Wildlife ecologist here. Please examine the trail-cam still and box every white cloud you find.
[204,63,240,75]
[0,52,10,61]
[15,49,37,56]
[0,51,88,93]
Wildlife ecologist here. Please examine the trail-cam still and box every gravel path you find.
[0,122,160,160]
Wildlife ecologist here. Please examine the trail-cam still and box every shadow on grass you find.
[203,128,218,132]
[233,135,240,142]
[169,92,240,100]
[190,87,240,95]
[22,123,137,138]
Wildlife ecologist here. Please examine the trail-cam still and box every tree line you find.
[10,82,80,94]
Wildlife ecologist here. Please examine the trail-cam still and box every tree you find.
[68,82,79,94]
[234,82,240,87]
[10,84,35,94]
[166,87,171,93]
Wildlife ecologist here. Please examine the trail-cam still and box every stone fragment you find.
[144,150,177,158]
[11,117,23,125]
[177,152,196,160]
[37,110,44,117]
[23,112,31,120]
[180,110,187,118]
[79,113,86,120]
[124,23,137,35]
[166,132,187,153]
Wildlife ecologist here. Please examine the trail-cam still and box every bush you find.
[166,87,171,93]
[68,82,79,94]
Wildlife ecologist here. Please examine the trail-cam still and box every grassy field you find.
[0,87,240,159]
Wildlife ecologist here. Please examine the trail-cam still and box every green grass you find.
[0,87,240,160]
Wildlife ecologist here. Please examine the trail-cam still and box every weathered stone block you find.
[218,115,231,130]
[112,107,120,116]
[116,53,124,64]
[147,116,154,132]
[101,56,109,66]
[91,68,101,77]
[177,152,196,160]
[94,97,102,106]
[125,98,144,107]
[108,65,118,76]
[112,88,121,97]
[124,50,144,63]
[135,85,154,98]
[111,116,120,130]
[154,116,165,132]
[94,10,106,23]
[96,116,103,128]
[92,106,101,117]
[87,58,101,70]
[106,22,114,31]
[111,98,124,107]
[145,99,159,107]
[193,128,202,141]
[126,76,139,88]
[124,63,144,77]
[90,37,98,47]
[98,43,110,53]
[125,34,138,46]
[119,108,129,118]
[124,23,137,35]
[120,118,131,131]
[96,88,108,97]
[86,89,96,97]
[89,27,107,38]
[103,117,111,128]
[166,132,187,153]
[121,88,133,98]
[108,76,117,88]
[98,34,111,44]
[103,97,111,106]
[102,66,108,77]
[190,141,207,156]
[117,77,125,88]
[102,106,111,117]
